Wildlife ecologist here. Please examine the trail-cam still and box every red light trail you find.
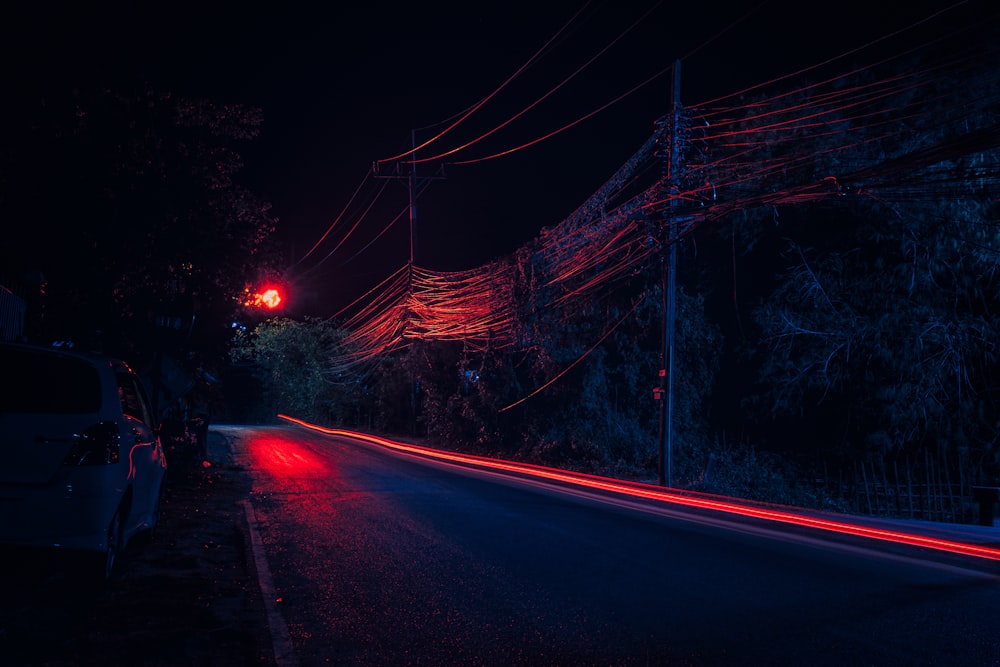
[278,414,1000,563]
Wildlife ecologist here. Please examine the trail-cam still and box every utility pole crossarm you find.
[372,130,447,271]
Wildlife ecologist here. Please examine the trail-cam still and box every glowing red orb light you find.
[247,287,283,309]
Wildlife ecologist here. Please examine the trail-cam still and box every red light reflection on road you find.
[246,432,332,478]
[278,414,1000,563]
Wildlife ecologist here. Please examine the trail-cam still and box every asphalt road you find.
[227,424,1000,666]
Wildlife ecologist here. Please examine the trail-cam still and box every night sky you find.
[2,0,984,315]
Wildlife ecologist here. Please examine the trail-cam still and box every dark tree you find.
[732,49,1000,484]
[0,83,281,366]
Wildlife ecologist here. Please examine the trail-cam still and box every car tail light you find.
[64,422,121,466]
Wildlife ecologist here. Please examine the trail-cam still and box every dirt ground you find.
[0,430,276,666]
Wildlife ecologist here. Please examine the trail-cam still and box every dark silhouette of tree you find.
[734,52,1000,485]
[231,317,347,425]
[0,83,281,366]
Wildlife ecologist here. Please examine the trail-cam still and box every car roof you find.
[0,341,134,371]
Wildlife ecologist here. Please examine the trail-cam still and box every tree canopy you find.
[0,83,281,364]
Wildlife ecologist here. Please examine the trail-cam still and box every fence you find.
[847,452,979,524]
[0,284,26,342]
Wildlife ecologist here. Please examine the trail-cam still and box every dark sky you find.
[2,0,985,315]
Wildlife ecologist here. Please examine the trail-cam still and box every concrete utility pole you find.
[658,60,682,488]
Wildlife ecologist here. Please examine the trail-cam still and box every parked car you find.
[0,342,167,583]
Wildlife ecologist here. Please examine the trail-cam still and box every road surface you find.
[225,424,1000,666]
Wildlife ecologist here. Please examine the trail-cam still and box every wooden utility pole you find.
[374,130,446,270]
[658,60,682,487]
[407,129,417,269]
[373,130,446,435]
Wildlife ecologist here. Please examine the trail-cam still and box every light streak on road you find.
[248,432,333,477]
[277,414,1000,562]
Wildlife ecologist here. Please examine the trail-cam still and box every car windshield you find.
[0,347,102,413]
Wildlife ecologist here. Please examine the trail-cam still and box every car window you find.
[134,378,156,427]
[0,347,101,413]
[117,372,153,427]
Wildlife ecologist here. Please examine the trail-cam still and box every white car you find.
[0,342,168,583]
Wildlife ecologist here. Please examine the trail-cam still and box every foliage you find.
[694,437,850,512]
[232,317,349,424]
[0,83,281,363]
[749,200,1000,466]
[380,235,724,481]
[734,54,1000,485]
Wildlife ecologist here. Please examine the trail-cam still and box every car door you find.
[115,369,166,529]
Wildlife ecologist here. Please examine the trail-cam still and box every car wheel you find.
[100,507,123,583]
[139,476,167,545]
[72,507,123,592]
